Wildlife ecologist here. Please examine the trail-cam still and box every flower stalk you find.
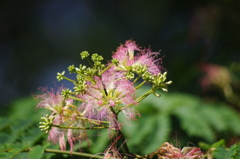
[45,149,104,158]
[52,124,109,130]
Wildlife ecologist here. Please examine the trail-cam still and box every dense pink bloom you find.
[156,142,203,159]
[113,40,140,63]
[59,133,66,150]
[79,68,138,130]
[35,87,82,151]
[67,129,74,152]
[35,87,73,112]
[112,40,164,75]
[46,108,86,151]
[183,148,203,159]
[48,127,60,144]
[48,126,67,150]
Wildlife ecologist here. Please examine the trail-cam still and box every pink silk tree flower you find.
[79,68,138,130]
[48,127,61,144]
[35,87,83,151]
[35,87,73,113]
[112,40,164,75]
[48,125,67,151]
[59,133,66,150]
[35,39,172,155]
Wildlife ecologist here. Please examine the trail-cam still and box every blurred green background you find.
[0,0,240,158]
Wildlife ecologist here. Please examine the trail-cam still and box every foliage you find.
[120,86,240,155]
[1,88,240,158]
[0,97,57,159]
[212,143,240,159]
[199,139,240,159]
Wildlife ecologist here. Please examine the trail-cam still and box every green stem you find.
[108,106,131,155]
[62,114,109,125]
[124,89,153,109]
[133,75,141,83]
[109,105,117,115]
[45,148,104,158]
[86,57,94,67]
[99,63,114,75]
[118,130,130,154]
[134,88,154,104]
[68,95,85,102]
[52,125,109,130]
[135,81,146,90]
[76,116,109,125]
[63,76,76,83]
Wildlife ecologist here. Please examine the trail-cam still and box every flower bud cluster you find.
[39,115,55,134]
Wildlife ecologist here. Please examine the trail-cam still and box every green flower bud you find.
[166,81,172,85]
[61,88,72,99]
[39,115,55,134]
[80,51,89,59]
[111,58,119,65]
[56,71,65,81]
[92,53,103,61]
[68,65,75,73]
[126,71,135,79]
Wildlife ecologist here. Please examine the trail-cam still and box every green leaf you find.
[127,116,156,146]
[89,129,109,153]
[28,145,45,159]
[229,144,238,157]
[199,139,226,153]
[20,126,44,143]
[218,106,240,135]
[11,119,33,135]
[143,114,171,154]
[213,143,240,159]
[0,133,15,144]
[198,105,227,131]
[211,139,226,148]
[213,146,230,159]
[13,152,28,159]
[0,142,31,159]
[174,106,215,142]
[236,143,240,158]
[9,97,37,119]
[0,117,12,131]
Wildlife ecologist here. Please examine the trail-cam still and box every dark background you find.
[1,0,240,106]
